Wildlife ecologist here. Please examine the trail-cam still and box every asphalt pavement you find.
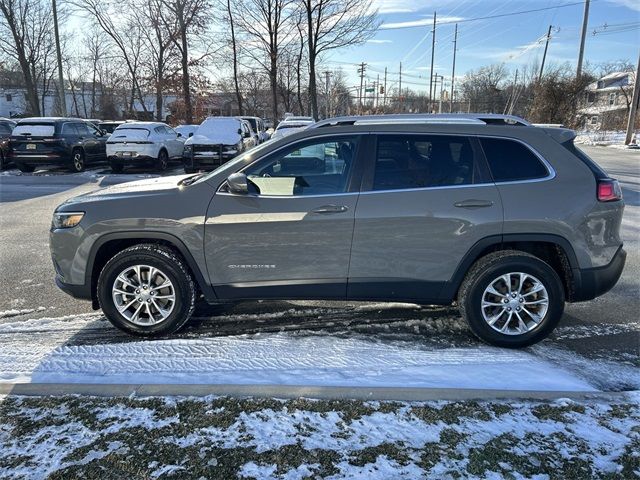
[0,147,638,372]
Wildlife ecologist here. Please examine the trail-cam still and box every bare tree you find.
[72,0,149,115]
[299,0,378,119]
[0,0,58,114]
[460,64,509,113]
[159,0,210,124]
[222,0,243,115]
[234,0,294,123]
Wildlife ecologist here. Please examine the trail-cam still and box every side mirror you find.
[237,128,243,135]
[227,172,248,194]
[188,132,193,137]
[177,132,183,138]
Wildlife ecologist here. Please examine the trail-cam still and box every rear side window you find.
[561,140,607,179]
[373,134,478,191]
[480,138,548,182]
[13,124,55,136]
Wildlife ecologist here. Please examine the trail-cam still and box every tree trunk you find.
[306,4,318,119]
[155,48,164,121]
[180,21,193,124]
[270,53,278,124]
[228,0,243,115]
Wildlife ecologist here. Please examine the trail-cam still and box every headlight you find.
[183,144,192,152]
[52,211,84,229]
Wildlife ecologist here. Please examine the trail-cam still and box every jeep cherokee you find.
[50,114,626,347]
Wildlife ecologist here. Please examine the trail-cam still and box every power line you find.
[381,1,597,30]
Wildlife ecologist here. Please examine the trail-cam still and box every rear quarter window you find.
[479,137,549,182]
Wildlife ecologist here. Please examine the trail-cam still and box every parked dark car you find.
[98,121,126,134]
[9,117,108,172]
[0,117,17,170]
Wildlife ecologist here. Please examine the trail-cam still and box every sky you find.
[327,0,640,94]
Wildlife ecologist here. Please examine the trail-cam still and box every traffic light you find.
[379,86,385,94]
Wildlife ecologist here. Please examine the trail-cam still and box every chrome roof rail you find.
[311,113,531,128]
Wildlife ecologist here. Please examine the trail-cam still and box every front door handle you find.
[311,205,349,214]
[454,199,494,209]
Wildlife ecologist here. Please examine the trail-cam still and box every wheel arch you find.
[443,234,580,303]
[87,232,216,308]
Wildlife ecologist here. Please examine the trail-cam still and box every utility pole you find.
[576,0,591,77]
[399,62,403,113]
[375,73,380,111]
[383,67,388,112]
[429,11,437,112]
[539,25,553,82]
[450,23,458,113]
[357,62,366,115]
[52,0,66,116]
[323,70,332,119]
[439,76,444,113]
[625,51,640,145]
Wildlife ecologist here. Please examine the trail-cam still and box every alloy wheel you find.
[73,151,85,171]
[112,264,176,325]
[480,272,549,336]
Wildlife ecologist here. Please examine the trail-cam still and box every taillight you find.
[597,179,622,202]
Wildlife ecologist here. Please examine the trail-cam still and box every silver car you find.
[50,114,625,347]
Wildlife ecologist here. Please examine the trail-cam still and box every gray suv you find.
[50,114,626,348]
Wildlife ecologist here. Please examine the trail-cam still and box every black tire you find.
[0,151,4,170]
[156,149,168,171]
[16,163,35,173]
[109,161,124,173]
[457,250,565,348]
[97,244,196,337]
[70,149,85,172]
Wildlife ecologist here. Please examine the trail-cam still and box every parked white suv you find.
[106,122,185,172]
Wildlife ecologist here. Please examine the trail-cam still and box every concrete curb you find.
[0,383,635,402]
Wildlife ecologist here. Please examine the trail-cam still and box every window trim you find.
[218,133,366,198]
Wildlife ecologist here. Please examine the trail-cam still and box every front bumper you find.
[55,274,92,301]
[571,246,626,302]
[183,146,238,170]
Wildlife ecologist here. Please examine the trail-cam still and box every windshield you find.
[13,124,55,136]
[197,118,240,136]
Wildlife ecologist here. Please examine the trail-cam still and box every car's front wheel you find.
[458,250,564,348]
[97,244,196,336]
[16,163,35,173]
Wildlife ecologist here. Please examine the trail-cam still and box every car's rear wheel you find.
[0,151,5,170]
[156,149,168,171]
[458,250,564,348]
[97,244,196,336]
[70,149,85,172]
[16,163,35,173]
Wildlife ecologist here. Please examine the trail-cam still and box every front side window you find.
[75,123,91,136]
[244,137,358,196]
[480,137,548,183]
[372,135,477,191]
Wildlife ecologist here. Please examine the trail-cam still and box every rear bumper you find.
[571,246,626,302]
[108,155,155,165]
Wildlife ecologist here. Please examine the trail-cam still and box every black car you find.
[9,117,108,172]
[0,118,16,170]
[98,121,126,134]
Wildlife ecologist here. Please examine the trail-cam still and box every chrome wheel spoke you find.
[481,271,549,336]
[112,264,175,326]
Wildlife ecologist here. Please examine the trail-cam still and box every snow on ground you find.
[0,394,638,479]
[1,311,638,391]
[575,130,640,147]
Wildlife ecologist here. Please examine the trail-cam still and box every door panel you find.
[348,186,502,301]
[204,134,364,300]
[204,193,358,298]
[348,133,503,302]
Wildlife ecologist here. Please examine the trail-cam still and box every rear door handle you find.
[454,199,494,209]
[311,205,349,214]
